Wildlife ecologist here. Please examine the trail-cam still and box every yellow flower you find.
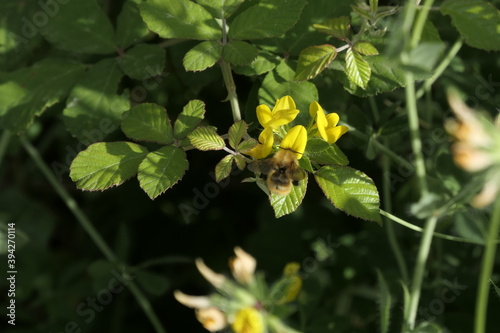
[247,127,274,159]
[232,307,264,333]
[229,247,256,285]
[309,101,348,144]
[257,96,300,129]
[280,125,307,159]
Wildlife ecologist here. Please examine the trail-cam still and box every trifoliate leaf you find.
[138,146,188,199]
[70,142,148,191]
[315,165,381,223]
[121,103,173,144]
[188,126,225,151]
[295,44,337,81]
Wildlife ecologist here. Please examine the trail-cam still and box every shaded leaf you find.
[0,58,85,133]
[376,270,392,333]
[441,0,500,51]
[116,0,150,49]
[313,16,351,40]
[118,44,166,80]
[70,142,148,191]
[228,0,307,40]
[196,0,245,19]
[183,41,223,72]
[63,58,129,142]
[138,146,189,199]
[222,40,259,66]
[305,138,349,165]
[270,174,308,218]
[136,270,170,296]
[315,165,381,223]
[121,103,173,144]
[228,120,248,149]
[233,52,280,76]
[139,0,221,40]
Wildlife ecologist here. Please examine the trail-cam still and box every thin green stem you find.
[474,197,500,333]
[410,0,435,49]
[20,135,167,333]
[382,148,410,284]
[416,37,464,99]
[407,215,438,328]
[220,60,242,122]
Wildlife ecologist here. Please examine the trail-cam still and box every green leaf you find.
[259,61,318,126]
[116,0,150,49]
[63,58,129,142]
[295,44,337,81]
[174,100,206,139]
[139,0,222,40]
[188,126,225,151]
[413,322,443,333]
[345,48,371,90]
[315,165,381,223]
[215,155,234,182]
[270,174,308,218]
[228,0,307,40]
[228,120,248,149]
[222,40,259,66]
[237,138,258,153]
[196,0,245,19]
[406,42,445,73]
[0,58,85,133]
[298,155,314,173]
[234,155,246,170]
[376,270,392,333]
[121,103,173,144]
[353,42,379,56]
[305,138,349,166]
[313,16,351,40]
[118,44,166,80]
[233,52,280,76]
[441,0,500,51]
[400,281,411,323]
[136,270,170,296]
[138,146,188,199]
[40,0,116,54]
[183,41,223,72]
[70,142,148,191]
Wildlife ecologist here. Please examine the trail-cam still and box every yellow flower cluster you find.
[174,247,302,333]
[247,96,348,160]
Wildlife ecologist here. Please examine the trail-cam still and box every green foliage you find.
[183,41,223,71]
[187,126,225,151]
[121,103,173,144]
[295,45,337,81]
[376,270,392,333]
[118,44,166,80]
[270,174,308,218]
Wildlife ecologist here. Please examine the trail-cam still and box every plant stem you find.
[220,60,242,122]
[382,149,410,284]
[474,196,500,333]
[407,215,438,328]
[20,135,167,333]
[0,130,11,168]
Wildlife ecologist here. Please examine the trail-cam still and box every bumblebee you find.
[248,149,306,196]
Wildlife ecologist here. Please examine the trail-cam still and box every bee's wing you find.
[248,159,275,175]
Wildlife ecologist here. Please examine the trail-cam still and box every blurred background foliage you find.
[1,0,500,332]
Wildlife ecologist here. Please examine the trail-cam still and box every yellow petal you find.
[174,290,212,309]
[325,113,340,127]
[267,108,299,128]
[256,104,273,128]
[229,247,256,285]
[273,95,296,112]
[280,125,307,158]
[310,102,327,140]
[325,125,349,144]
[196,307,227,332]
[196,259,226,289]
[232,308,264,333]
[247,128,274,159]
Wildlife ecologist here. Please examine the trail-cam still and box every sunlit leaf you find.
[188,126,225,151]
[121,103,173,144]
[295,45,337,81]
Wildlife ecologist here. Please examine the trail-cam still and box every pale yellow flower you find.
[196,307,227,332]
[229,247,256,285]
